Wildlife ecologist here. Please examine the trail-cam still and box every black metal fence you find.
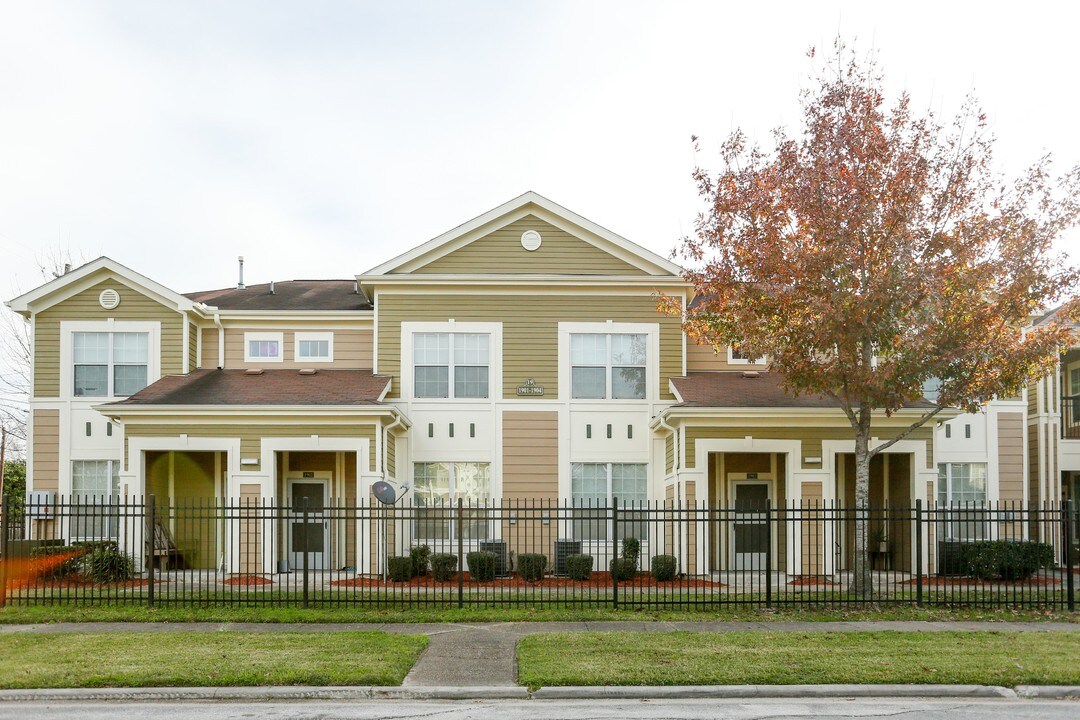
[0,495,1075,610]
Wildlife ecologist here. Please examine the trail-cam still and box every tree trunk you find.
[848,430,874,600]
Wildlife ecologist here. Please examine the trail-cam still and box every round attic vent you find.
[98,288,121,310]
[520,230,542,251]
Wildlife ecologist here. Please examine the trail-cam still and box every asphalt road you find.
[0,698,1076,720]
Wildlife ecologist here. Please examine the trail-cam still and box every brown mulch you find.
[223,574,273,586]
[13,575,157,590]
[787,576,838,587]
[899,575,1060,587]
[330,571,726,589]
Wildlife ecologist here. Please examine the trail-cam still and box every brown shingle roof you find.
[670,371,935,409]
[106,369,390,406]
[184,280,372,311]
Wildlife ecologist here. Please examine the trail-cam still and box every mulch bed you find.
[12,575,156,590]
[899,575,1060,587]
[787,576,838,587]
[330,572,725,589]
[223,574,273,586]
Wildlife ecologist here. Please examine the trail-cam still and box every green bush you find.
[565,554,593,581]
[430,553,457,582]
[387,556,414,582]
[518,553,547,582]
[958,540,1053,581]
[466,551,497,582]
[410,544,431,577]
[82,545,135,584]
[650,554,678,582]
[622,537,641,564]
[610,557,638,582]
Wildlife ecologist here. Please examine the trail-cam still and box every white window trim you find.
[59,320,161,401]
[401,321,503,403]
[727,346,765,366]
[294,331,334,363]
[244,331,285,363]
[558,322,659,402]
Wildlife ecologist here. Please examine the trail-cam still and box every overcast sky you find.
[1,1,1078,298]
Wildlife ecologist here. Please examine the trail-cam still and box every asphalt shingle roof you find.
[106,369,390,406]
[184,280,372,311]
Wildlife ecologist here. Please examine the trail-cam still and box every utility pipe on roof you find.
[214,312,224,369]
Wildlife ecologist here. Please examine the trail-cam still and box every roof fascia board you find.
[359,275,691,289]
[97,404,409,424]
[211,309,374,321]
[652,406,949,426]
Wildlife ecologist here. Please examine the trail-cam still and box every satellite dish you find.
[372,480,404,505]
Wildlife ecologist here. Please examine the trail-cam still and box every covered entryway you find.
[835,452,915,573]
[707,452,787,573]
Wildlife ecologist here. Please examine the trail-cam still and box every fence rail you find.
[1,496,1075,610]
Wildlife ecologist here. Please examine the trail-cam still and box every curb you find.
[0,686,530,702]
[530,684,1018,699]
[1016,686,1080,698]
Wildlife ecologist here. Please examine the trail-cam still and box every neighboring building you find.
[3,192,1059,576]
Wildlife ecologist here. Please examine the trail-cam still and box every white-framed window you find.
[937,462,988,540]
[244,332,284,363]
[570,462,648,541]
[73,331,149,397]
[70,459,121,540]
[727,345,764,365]
[294,332,334,363]
[413,462,491,541]
[413,332,490,399]
[571,333,647,399]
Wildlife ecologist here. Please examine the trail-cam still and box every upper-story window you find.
[413,332,489,398]
[73,331,149,397]
[571,333,646,399]
[244,332,283,363]
[728,345,764,365]
[295,332,334,363]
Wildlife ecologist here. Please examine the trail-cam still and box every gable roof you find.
[185,280,372,311]
[360,191,684,278]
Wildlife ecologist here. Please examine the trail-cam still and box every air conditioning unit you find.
[479,540,508,576]
[553,539,582,576]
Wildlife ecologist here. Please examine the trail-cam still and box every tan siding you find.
[31,409,60,491]
[34,274,184,397]
[800,481,825,575]
[222,328,373,369]
[200,327,219,368]
[238,483,263,574]
[378,293,682,400]
[997,413,1025,503]
[665,434,674,474]
[684,425,934,469]
[1028,427,1041,508]
[187,322,197,371]
[685,340,753,372]
[386,432,396,478]
[502,411,559,500]
[410,216,648,276]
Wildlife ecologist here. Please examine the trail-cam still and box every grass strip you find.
[0,631,427,688]
[517,631,1080,688]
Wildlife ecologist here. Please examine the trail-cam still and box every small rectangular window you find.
[295,332,334,362]
[245,332,284,362]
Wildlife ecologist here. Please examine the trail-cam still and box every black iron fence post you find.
[147,494,156,607]
[915,500,923,607]
[0,494,9,608]
[302,503,310,609]
[612,498,619,610]
[456,498,464,610]
[765,501,772,609]
[1065,499,1075,612]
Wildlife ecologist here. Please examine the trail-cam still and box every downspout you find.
[213,312,224,369]
[383,414,404,482]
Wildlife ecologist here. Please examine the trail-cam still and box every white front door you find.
[731,480,771,571]
[287,477,329,570]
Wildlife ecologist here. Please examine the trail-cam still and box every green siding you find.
[377,293,682,400]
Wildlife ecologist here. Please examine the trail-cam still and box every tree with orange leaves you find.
[670,41,1080,599]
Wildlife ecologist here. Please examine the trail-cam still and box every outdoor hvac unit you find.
[937,540,964,576]
[553,539,582,576]
[479,540,509,576]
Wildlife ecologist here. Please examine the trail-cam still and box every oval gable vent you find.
[98,288,121,310]
[520,230,542,251]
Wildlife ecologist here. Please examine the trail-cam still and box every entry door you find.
[288,478,329,570]
[732,482,770,571]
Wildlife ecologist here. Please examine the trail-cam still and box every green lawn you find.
[517,631,1080,688]
[0,631,428,688]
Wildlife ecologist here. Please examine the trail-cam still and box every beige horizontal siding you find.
[410,216,647,276]
[386,432,396,478]
[32,409,60,491]
[200,327,219,368]
[685,340,748,372]
[502,411,558,500]
[34,274,184,397]
[997,412,1025,503]
[220,328,373,369]
[378,293,682,400]
[188,322,197,372]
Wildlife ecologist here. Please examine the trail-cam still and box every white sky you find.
[1,0,1078,298]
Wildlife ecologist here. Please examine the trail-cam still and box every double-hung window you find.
[413,462,491,541]
[73,332,149,397]
[570,333,646,399]
[71,460,121,540]
[937,463,988,540]
[413,333,489,399]
[570,462,648,541]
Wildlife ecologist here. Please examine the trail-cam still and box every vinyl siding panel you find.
[187,322,197,371]
[31,409,60,491]
[685,341,749,372]
[378,293,682,400]
[502,411,559,500]
[222,328,374,369]
[200,327,219,369]
[410,216,647,276]
[34,274,184,397]
[997,412,1025,503]
[386,432,396,478]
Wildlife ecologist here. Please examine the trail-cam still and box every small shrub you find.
[565,553,593,581]
[958,540,1053,581]
[430,553,457,582]
[82,545,134,584]
[518,553,547,582]
[387,555,414,582]
[410,544,431,577]
[467,551,498,582]
[610,557,638,582]
[651,554,678,582]
[622,537,641,564]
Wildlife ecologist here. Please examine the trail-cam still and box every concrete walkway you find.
[2,620,1076,687]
